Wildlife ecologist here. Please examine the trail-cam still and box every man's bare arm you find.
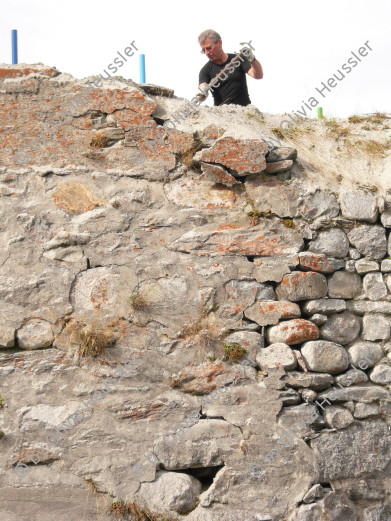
[247,59,263,79]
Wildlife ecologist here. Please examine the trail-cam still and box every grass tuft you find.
[90,132,109,148]
[69,321,117,357]
[222,342,247,362]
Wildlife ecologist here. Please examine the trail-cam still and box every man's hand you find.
[196,83,209,102]
[239,42,256,62]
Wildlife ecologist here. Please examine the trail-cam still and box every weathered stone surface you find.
[354,402,380,419]
[244,301,301,326]
[345,260,356,272]
[340,190,378,223]
[16,319,54,350]
[171,220,304,257]
[348,342,384,367]
[245,176,299,218]
[334,368,368,385]
[283,371,334,391]
[266,146,297,163]
[200,163,237,187]
[201,137,268,175]
[328,272,362,299]
[324,405,354,429]
[266,319,319,345]
[298,190,340,220]
[0,63,60,79]
[252,254,298,283]
[53,182,106,214]
[310,313,327,325]
[302,484,324,504]
[301,341,349,374]
[223,331,263,363]
[136,471,202,514]
[363,505,391,520]
[319,386,391,403]
[197,124,225,146]
[386,274,391,293]
[279,388,301,405]
[320,312,361,345]
[355,259,379,274]
[369,364,391,385]
[293,492,357,521]
[346,300,391,315]
[347,225,387,260]
[349,248,361,260]
[381,259,391,272]
[256,343,297,370]
[310,421,391,480]
[362,314,390,341]
[363,272,387,300]
[264,159,293,174]
[277,272,327,301]
[302,299,346,316]
[299,252,345,273]
[308,229,349,258]
[380,193,391,227]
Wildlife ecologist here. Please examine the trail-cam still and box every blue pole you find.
[139,54,146,84]
[11,30,18,64]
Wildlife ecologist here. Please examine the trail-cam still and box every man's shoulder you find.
[199,61,211,73]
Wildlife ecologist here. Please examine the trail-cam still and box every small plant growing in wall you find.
[222,342,247,362]
[69,321,117,357]
[129,292,150,311]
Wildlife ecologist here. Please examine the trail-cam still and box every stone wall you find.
[1,64,391,521]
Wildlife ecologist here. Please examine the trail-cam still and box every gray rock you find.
[363,314,390,341]
[380,193,391,228]
[283,371,334,391]
[363,272,387,300]
[346,300,391,315]
[16,319,54,350]
[386,274,391,293]
[302,299,346,316]
[266,146,297,163]
[320,312,360,345]
[347,225,387,260]
[345,260,356,272]
[301,341,349,374]
[302,484,324,504]
[381,259,391,272]
[223,331,263,364]
[318,386,391,403]
[136,471,202,514]
[279,388,301,405]
[245,176,299,218]
[369,364,391,385]
[348,342,384,367]
[308,229,349,258]
[256,343,297,370]
[244,300,301,327]
[298,252,345,274]
[310,421,391,481]
[324,405,354,429]
[276,272,327,301]
[349,248,361,260]
[328,272,362,299]
[266,319,319,345]
[363,505,391,520]
[354,402,380,419]
[355,259,379,274]
[301,389,317,403]
[252,255,294,283]
[294,492,357,521]
[299,190,340,220]
[334,368,368,385]
[340,190,378,223]
[310,314,327,326]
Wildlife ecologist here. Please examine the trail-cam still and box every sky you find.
[1,0,390,118]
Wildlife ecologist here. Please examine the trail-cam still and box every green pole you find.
[317,107,323,119]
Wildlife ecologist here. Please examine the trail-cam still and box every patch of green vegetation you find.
[282,218,294,228]
[223,342,247,362]
[207,356,216,362]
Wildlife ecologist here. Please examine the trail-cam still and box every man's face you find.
[200,37,222,61]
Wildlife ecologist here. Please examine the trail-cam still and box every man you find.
[196,29,263,106]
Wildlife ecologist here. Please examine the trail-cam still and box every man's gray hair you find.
[198,29,221,44]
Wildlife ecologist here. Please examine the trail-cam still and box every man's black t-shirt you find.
[199,53,252,106]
